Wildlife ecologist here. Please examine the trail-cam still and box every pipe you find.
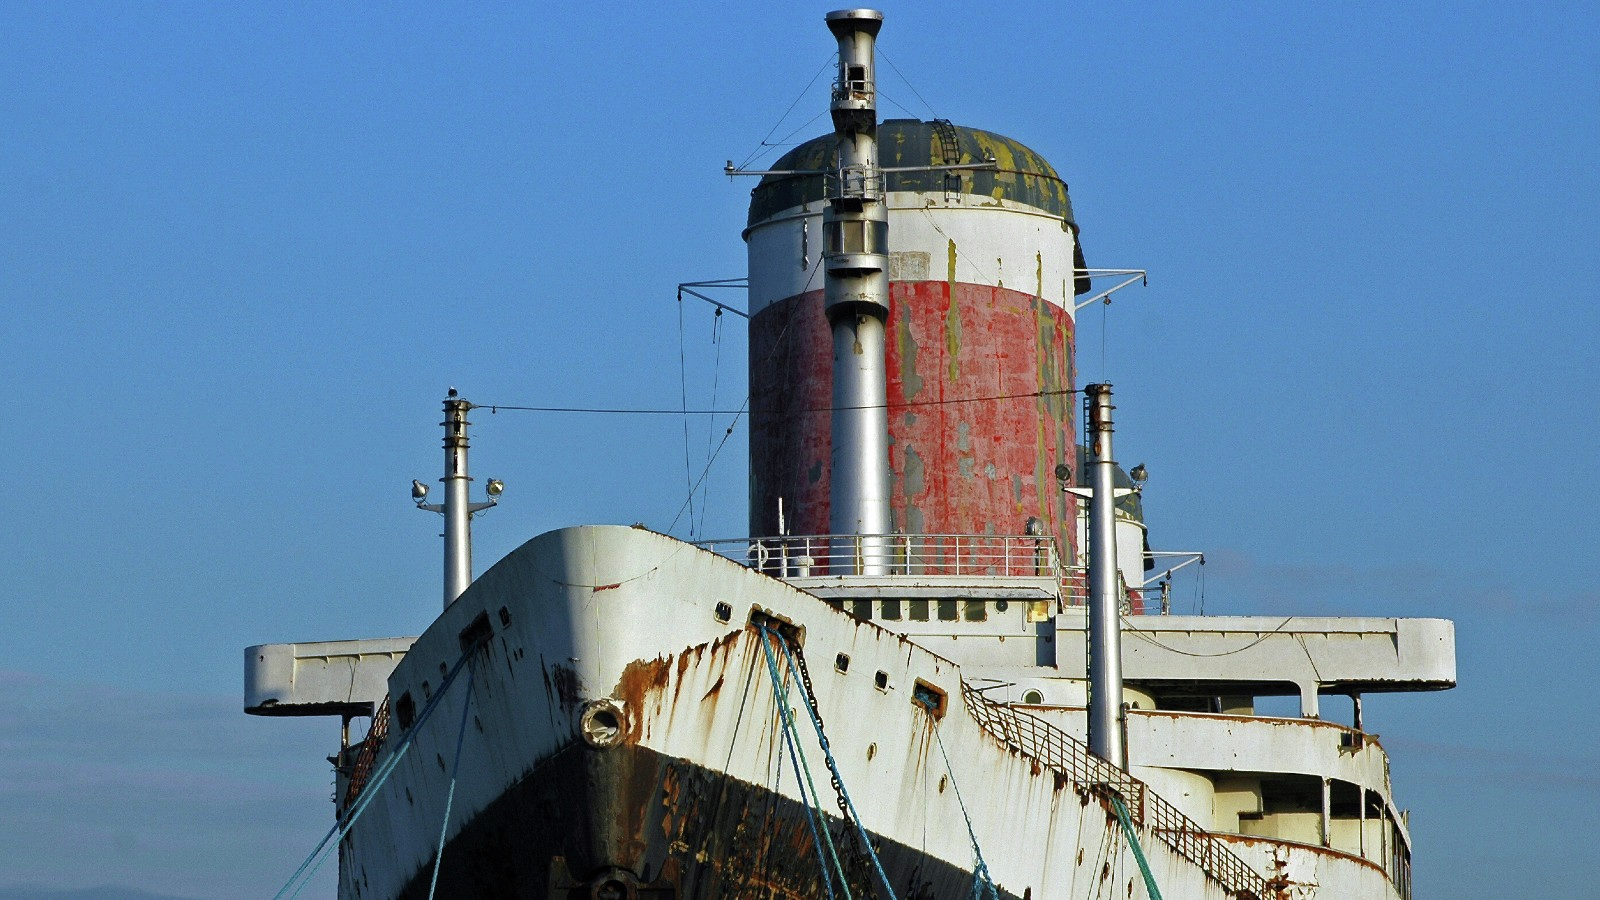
[822,9,891,574]
[1085,383,1128,769]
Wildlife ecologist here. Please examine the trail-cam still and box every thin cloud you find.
[0,671,340,898]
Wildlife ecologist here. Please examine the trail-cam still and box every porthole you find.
[835,653,851,673]
[874,671,890,691]
[1021,689,1044,705]
[714,601,732,623]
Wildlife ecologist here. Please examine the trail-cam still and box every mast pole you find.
[414,389,500,608]
[823,8,891,574]
[440,393,473,606]
[1086,382,1128,769]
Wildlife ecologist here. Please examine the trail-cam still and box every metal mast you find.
[823,8,891,574]
[1085,382,1128,769]
[414,389,500,608]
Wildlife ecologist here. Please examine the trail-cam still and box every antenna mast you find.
[413,389,502,608]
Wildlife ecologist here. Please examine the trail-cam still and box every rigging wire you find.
[701,308,725,537]
[877,47,940,121]
[479,387,1080,418]
[677,291,697,536]
[737,54,837,171]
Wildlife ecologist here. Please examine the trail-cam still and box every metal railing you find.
[961,682,1271,900]
[697,533,1063,577]
[694,533,1120,608]
[341,694,390,815]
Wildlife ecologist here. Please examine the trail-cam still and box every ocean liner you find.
[247,10,1456,900]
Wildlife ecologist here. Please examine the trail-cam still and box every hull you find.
[337,526,1243,900]
[392,743,1024,900]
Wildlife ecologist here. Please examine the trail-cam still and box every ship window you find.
[881,598,901,620]
[937,599,958,621]
[498,606,512,628]
[844,221,866,254]
[963,600,987,622]
[714,601,732,623]
[874,670,890,691]
[1021,689,1044,705]
[828,219,874,255]
[396,692,416,730]
[850,598,872,620]
[835,653,850,673]
[908,599,929,621]
[1026,600,1051,623]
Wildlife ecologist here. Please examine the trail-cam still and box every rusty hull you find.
[391,740,1023,900]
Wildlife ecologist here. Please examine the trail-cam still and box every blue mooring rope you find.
[1109,793,1164,900]
[273,644,480,899]
[426,655,478,899]
[757,626,849,900]
[928,721,1001,900]
[773,632,899,900]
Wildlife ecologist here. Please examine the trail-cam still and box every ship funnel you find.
[414,390,500,608]
[823,8,891,572]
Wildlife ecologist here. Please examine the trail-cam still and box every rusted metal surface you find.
[391,741,1025,900]
[749,283,1077,566]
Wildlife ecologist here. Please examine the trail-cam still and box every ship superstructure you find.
[247,10,1455,900]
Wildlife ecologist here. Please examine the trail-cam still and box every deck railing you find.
[341,694,390,815]
[695,533,1114,607]
[960,682,1271,900]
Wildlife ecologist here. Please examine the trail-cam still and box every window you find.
[937,599,958,621]
[850,599,872,620]
[908,599,930,621]
[963,600,987,622]
[1021,689,1044,705]
[881,598,901,620]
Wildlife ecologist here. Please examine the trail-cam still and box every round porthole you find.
[579,698,629,748]
[1021,689,1044,705]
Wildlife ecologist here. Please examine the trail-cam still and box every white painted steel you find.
[746,195,1080,316]
[336,526,1236,900]
[243,637,414,715]
[1052,614,1458,718]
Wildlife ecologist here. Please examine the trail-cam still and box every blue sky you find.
[2,2,1595,898]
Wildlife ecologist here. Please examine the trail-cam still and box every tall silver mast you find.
[823,9,891,573]
[413,389,501,608]
[1085,383,1128,769]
